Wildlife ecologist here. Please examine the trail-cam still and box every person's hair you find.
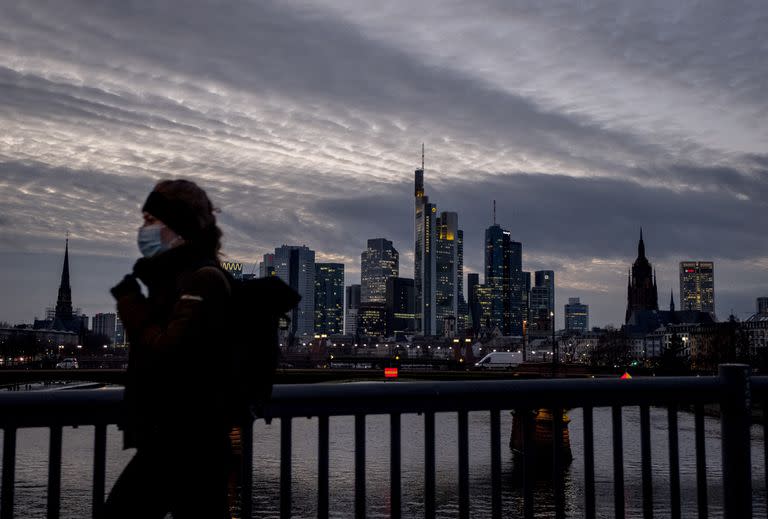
[153,179,222,258]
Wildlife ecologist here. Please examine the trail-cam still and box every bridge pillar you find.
[509,408,573,469]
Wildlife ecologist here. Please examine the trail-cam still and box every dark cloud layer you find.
[0,0,766,325]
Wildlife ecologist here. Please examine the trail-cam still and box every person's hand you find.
[110,275,141,300]
[132,257,153,284]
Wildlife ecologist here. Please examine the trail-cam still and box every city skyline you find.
[1,1,767,327]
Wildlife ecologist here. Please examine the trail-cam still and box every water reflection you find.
[249,407,766,518]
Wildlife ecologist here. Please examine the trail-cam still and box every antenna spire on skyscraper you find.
[421,143,424,171]
[493,200,496,225]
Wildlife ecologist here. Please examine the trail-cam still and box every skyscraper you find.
[92,313,117,342]
[485,220,523,335]
[114,316,125,346]
[467,273,481,334]
[564,298,589,333]
[435,211,464,335]
[474,284,494,331]
[530,285,552,332]
[259,253,275,278]
[361,238,399,303]
[273,245,315,337]
[625,230,658,323]
[314,263,345,335]
[414,148,464,336]
[414,153,437,335]
[679,261,715,314]
[522,271,532,325]
[534,271,555,316]
[529,271,555,332]
[357,302,387,338]
[386,277,415,337]
[345,284,361,336]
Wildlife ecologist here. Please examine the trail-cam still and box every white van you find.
[474,351,522,370]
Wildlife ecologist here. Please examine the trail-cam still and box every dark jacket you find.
[114,245,233,448]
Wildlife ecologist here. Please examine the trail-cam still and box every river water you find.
[2,405,767,518]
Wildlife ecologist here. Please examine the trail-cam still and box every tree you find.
[591,327,630,368]
[690,316,751,373]
[659,332,689,373]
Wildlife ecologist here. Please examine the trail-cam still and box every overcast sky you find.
[1,0,766,328]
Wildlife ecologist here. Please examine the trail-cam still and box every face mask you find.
[137,223,170,258]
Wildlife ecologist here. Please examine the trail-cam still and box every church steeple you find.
[626,228,659,323]
[54,236,73,323]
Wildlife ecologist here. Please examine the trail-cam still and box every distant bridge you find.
[1,363,594,388]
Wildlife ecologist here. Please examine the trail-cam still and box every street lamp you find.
[522,319,528,362]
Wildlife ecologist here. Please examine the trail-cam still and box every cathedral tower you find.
[625,229,659,323]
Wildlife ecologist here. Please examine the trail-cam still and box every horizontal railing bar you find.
[0,377,741,427]
[4,370,768,390]
[263,378,726,418]
[0,390,123,428]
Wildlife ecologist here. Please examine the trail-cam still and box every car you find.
[56,358,79,369]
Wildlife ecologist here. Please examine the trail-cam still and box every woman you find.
[104,179,234,518]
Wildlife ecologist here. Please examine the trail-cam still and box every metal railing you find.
[0,364,765,518]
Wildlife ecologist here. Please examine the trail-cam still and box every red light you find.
[685,269,695,273]
[384,367,399,379]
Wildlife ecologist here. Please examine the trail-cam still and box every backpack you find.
[226,274,301,422]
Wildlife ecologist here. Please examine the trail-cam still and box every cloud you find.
[0,0,766,326]
[301,0,768,155]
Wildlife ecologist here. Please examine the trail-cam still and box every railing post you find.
[719,364,752,519]
[240,419,254,519]
[92,424,107,519]
[1,427,17,519]
[47,425,63,519]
